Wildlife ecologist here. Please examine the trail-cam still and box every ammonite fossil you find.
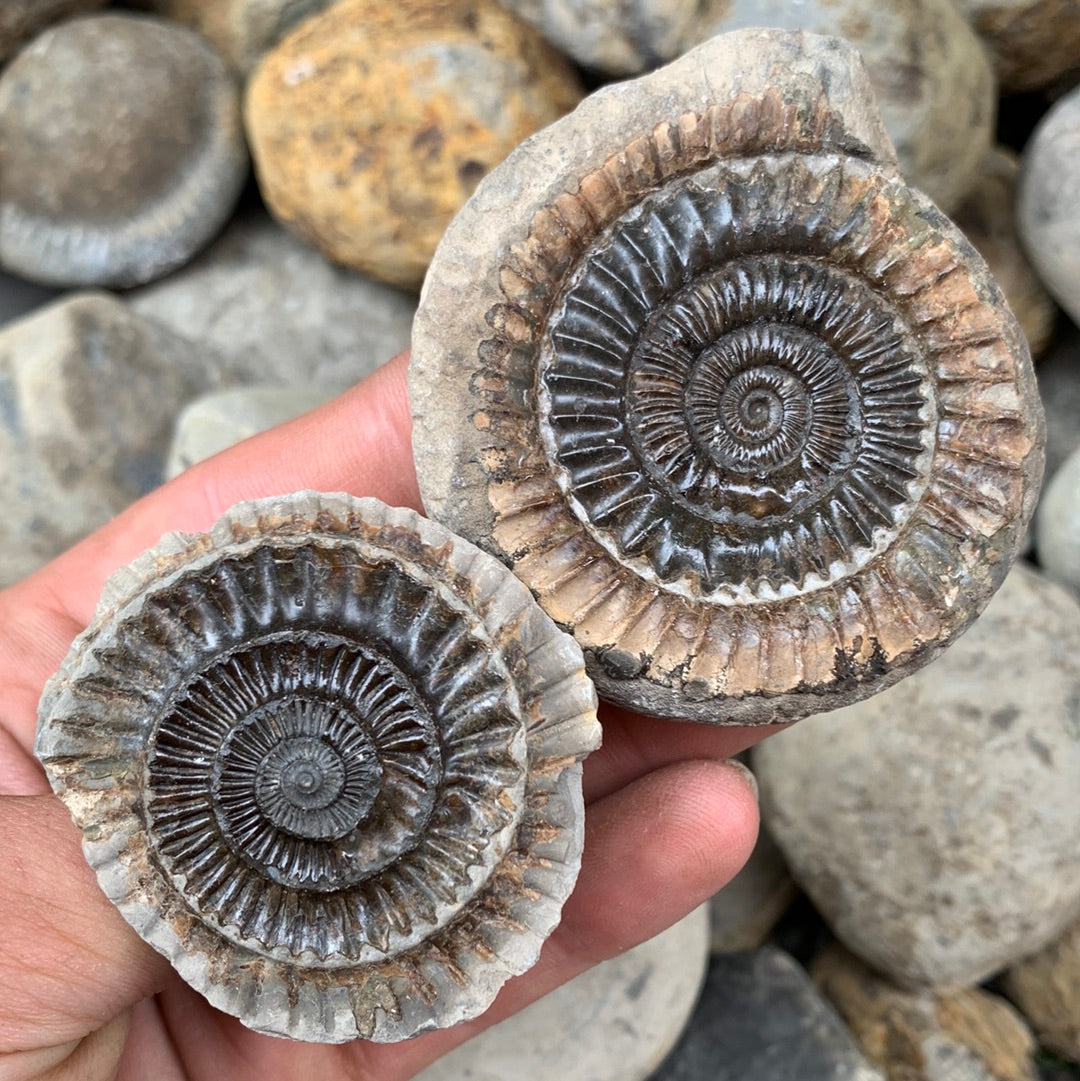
[410,29,1044,725]
[35,493,600,1042]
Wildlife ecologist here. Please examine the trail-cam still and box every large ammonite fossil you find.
[35,493,600,1042]
[410,28,1044,725]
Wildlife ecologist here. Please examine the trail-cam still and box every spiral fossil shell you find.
[410,29,1044,724]
[35,493,600,1042]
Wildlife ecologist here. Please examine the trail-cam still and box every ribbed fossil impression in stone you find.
[410,29,1044,725]
[35,493,600,1042]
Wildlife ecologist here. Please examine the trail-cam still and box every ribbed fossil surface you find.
[35,493,600,1042]
[410,29,1044,724]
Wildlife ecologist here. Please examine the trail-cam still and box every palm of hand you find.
[0,355,765,1081]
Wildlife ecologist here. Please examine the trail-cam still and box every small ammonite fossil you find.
[410,29,1045,725]
[35,493,600,1042]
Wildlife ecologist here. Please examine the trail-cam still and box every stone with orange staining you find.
[244,0,583,291]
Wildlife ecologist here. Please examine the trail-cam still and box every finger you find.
[0,796,170,1054]
[582,705,785,803]
[36,350,416,630]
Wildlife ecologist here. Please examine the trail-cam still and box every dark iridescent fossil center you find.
[538,175,936,600]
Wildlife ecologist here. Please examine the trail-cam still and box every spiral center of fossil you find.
[248,724,382,840]
[536,170,937,602]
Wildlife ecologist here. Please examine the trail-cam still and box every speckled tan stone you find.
[955,0,1080,92]
[813,943,1038,1081]
[953,148,1056,359]
[135,0,335,73]
[244,0,583,290]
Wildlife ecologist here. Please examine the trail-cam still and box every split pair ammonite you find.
[35,30,1043,1043]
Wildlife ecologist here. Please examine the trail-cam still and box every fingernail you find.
[725,758,759,801]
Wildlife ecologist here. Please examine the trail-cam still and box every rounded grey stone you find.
[497,0,698,76]
[688,0,996,211]
[1019,84,1080,329]
[166,384,333,479]
[0,13,249,288]
[753,562,1080,991]
[1033,326,1080,487]
[1035,444,1080,595]
[416,905,708,1081]
[128,210,415,392]
[0,293,215,585]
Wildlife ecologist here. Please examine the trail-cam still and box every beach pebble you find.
[710,819,797,954]
[0,0,107,63]
[415,905,708,1081]
[814,943,1039,1081]
[133,0,336,73]
[128,210,415,392]
[954,0,1080,92]
[166,384,333,478]
[0,14,248,288]
[753,563,1080,991]
[0,293,214,585]
[1019,84,1080,328]
[1036,445,1080,595]
[953,148,1056,358]
[496,0,697,75]
[652,946,885,1081]
[244,0,583,290]
[687,0,995,211]
[1003,917,1080,1064]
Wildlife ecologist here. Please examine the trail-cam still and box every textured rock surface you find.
[813,942,1038,1081]
[128,210,415,392]
[165,384,333,478]
[0,294,211,585]
[652,946,885,1080]
[710,819,797,954]
[245,0,582,290]
[1035,445,1080,595]
[498,0,698,75]
[1019,85,1080,328]
[134,0,336,72]
[1003,918,1080,1063]
[688,0,996,211]
[411,28,1042,725]
[754,563,1080,990]
[953,148,1056,358]
[955,0,1080,92]
[36,492,601,1041]
[0,0,107,63]
[416,904,708,1081]
[0,14,248,288]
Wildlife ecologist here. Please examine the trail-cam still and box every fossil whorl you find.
[410,29,1044,725]
[34,493,600,1042]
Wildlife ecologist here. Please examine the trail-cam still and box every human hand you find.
[0,352,772,1081]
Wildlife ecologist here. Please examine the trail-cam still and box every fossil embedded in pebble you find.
[410,29,1044,725]
[35,492,600,1043]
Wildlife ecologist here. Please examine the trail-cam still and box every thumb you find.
[0,796,169,1054]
